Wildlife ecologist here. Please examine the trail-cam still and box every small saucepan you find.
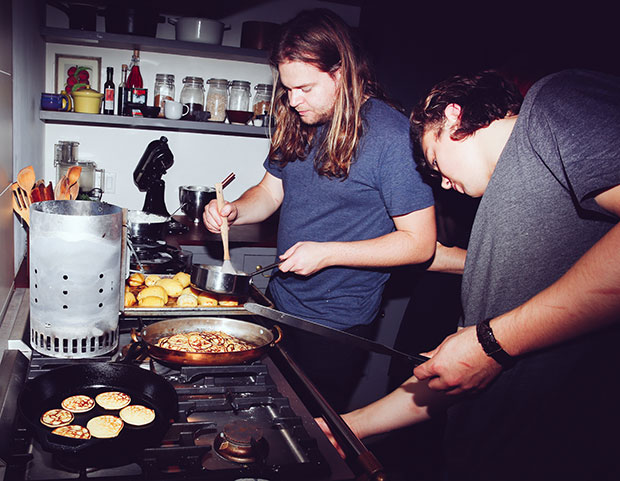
[191,262,279,297]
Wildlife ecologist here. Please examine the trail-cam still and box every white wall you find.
[11,0,46,273]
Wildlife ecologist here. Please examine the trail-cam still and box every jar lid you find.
[183,76,204,84]
[207,78,228,87]
[229,80,251,89]
[156,73,175,81]
[255,83,273,92]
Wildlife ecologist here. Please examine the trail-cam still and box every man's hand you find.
[413,325,503,395]
[203,199,238,233]
[278,241,333,276]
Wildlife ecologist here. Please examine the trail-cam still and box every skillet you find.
[127,316,282,366]
[18,361,178,467]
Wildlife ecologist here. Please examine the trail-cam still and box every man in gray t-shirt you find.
[321,70,620,479]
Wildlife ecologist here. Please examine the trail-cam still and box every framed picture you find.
[55,54,101,94]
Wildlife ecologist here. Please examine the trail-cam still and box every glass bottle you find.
[252,83,273,126]
[227,80,251,111]
[206,78,228,122]
[117,64,130,116]
[180,76,205,121]
[154,74,175,118]
[126,49,143,89]
[103,67,115,115]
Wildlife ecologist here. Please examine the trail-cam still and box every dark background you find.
[358,0,619,111]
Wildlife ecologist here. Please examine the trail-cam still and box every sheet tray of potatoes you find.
[122,271,273,317]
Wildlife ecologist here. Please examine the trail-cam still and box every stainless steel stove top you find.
[0,297,366,481]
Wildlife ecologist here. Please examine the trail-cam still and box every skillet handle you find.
[120,329,148,363]
[270,324,283,345]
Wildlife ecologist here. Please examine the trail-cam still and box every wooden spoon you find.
[67,165,82,186]
[215,181,236,274]
[17,166,35,201]
[69,182,79,200]
[54,175,69,200]
[11,183,30,225]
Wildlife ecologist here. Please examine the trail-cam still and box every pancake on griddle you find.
[52,425,91,439]
[87,415,124,438]
[61,394,95,413]
[95,391,131,410]
[40,408,74,428]
[119,404,155,426]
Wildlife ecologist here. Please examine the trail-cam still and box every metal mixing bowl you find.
[179,185,216,223]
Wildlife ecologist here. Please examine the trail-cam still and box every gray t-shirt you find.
[265,99,434,329]
[444,70,620,480]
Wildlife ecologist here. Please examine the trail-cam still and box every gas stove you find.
[0,308,375,481]
[127,237,192,274]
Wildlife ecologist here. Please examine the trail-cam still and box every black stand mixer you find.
[133,136,187,234]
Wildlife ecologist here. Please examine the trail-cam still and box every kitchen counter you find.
[166,213,279,249]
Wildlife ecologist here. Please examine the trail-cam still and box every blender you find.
[54,140,105,200]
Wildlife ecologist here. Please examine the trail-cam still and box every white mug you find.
[164,100,189,120]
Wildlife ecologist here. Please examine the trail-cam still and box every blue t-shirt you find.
[264,98,434,329]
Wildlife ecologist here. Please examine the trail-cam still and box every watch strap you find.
[476,318,515,368]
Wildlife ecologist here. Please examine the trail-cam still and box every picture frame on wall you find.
[55,54,101,94]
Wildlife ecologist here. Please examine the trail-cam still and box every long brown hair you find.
[268,9,388,178]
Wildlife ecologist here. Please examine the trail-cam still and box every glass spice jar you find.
[206,78,228,122]
[227,80,251,112]
[154,73,175,118]
[180,76,205,121]
[252,83,273,126]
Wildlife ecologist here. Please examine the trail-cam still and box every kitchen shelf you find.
[41,27,270,64]
[40,111,269,137]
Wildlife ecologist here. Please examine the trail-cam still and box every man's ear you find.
[331,67,342,84]
[444,103,462,126]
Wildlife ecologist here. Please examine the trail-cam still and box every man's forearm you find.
[322,229,435,268]
[232,183,282,225]
[343,376,450,439]
[427,242,466,274]
[319,206,437,268]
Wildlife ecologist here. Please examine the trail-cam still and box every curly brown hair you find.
[410,70,523,174]
[268,9,390,178]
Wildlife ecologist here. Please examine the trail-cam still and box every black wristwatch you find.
[476,318,515,369]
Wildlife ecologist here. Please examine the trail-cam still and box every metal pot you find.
[104,2,165,37]
[126,210,169,239]
[48,1,97,31]
[191,262,279,297]
[178,185,216,223]
[128,317,282,365]
[169,17,231,44]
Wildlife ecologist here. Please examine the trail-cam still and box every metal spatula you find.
[215,181,236,274]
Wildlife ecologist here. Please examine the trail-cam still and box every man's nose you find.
[289,90,302,108]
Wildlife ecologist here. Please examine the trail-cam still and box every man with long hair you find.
[204,9,435,411]
[320,69,620,479]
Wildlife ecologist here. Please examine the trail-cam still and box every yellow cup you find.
[71,88,103,114]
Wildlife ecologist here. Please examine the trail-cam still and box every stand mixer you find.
[133,136,187,234]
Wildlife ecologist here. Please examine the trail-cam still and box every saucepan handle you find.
[271,324,283,345]
[120,329,149,363]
